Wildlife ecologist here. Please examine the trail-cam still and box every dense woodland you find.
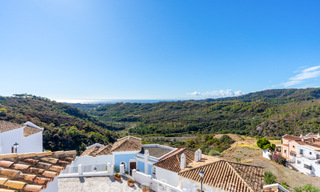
[0,95,117,154]
[71,88,320,139]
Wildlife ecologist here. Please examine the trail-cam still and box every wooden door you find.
[130,162,136,175]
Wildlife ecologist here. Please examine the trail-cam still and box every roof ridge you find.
[226,161,254,192]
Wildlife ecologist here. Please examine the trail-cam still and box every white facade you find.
[156,167,180,187]
[0,121,43,154]
[292,145,320,177]
[179,177,228,192]
[263,149,271,160]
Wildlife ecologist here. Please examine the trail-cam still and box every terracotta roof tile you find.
[20,159,39,166]
[40,157,59,165]
[179,160,264,192]
[4,180,26,190]
[27,168,45,175]
[111,136,142,152]
[23,184,43,192]
[282,134,302,141]
[80,146,100,157]
[23,126,42,137]
[49,165,63,173]
[0,121,22,133]
[11,164,30,171]
[33,177,51,185]
[0,169,21,179]
[0,150,76,192]
[154,148,194,173]
[18,174,37,182]
[36,162,51,169]
[0,161,14,168]
[41,171,57,178]
[93,145,112,156]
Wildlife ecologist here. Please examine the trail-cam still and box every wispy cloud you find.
[187,89,244,99]
[283,66,320,87]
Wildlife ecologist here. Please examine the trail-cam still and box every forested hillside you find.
[0,95,117,153]
[78,88,320,138]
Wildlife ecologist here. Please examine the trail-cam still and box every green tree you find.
[257,138,271,150]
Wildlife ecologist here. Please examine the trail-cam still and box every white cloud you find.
[283,66,320,87]
[188,89,244,99]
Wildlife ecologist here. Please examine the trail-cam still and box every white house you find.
[0,121,43,154]
[66,136,177,176]
[291,140,320,177]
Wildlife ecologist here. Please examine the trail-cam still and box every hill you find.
[76,88,320,138]
[0,95,117,154]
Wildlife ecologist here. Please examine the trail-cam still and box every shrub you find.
[264,171,276,184]
[281,182,289,190]
[294,184,320,192]
[257,138,271,150]
[270,154,286,166]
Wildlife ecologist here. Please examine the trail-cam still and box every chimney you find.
[198,149,202,161]
[300,134,303,138]
[180,153,186,170]
[194,150,199,162]
[318,133,320,138]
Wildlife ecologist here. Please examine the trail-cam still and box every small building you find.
[0,121,43,154]
[276,133,320,177]
[72,136,177,176]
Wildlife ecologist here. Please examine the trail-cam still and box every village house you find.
[0,121,43,154]
[67,136,177,177]
[276,133,320,177]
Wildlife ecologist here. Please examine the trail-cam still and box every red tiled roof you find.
[111,136,142,152]
[179,160,264,192]
[0,121,42,137]
[0,151,76,192]
[282,134,301,141]
[153,148,194,173]
[80,145,112,157]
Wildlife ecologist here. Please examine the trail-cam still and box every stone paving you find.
[58,176,143,192]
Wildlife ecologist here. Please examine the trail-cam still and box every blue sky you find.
[1,0,320,102]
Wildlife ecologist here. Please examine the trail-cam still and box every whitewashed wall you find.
[132,170,183,192]
[0,128,24,154]
[180,177,229,192]
[20,131,43,153]
[263,149,271,160]
[63,155,114,173]
[156,167,180,187]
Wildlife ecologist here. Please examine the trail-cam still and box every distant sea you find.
[57,99,181,104]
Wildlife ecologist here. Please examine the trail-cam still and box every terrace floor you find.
[58,176,143,192]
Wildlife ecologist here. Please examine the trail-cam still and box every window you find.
[317,154,320,159]
[120,162,127,170]
[300,149,304,155]
[304,164,312,170]
[297,160,301,164]
[290,152,296,157]
[309,152,312,155]
[152,166,156,175]
[284,150,287,153]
